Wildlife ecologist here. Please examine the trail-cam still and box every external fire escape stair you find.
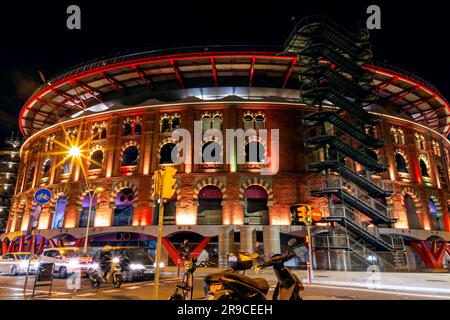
[310,187,395,225]
[304,111,384,148]
[304,135,388,172]
[308,160,392,198]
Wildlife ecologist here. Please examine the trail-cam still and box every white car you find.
[39,247,92,278]
[0,252,39,275]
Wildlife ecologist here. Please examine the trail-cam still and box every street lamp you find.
[67,145,103,252]
[83,186,104,253]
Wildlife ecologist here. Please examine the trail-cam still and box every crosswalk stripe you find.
[102,289,121,293]
[77,293,96,297]
[126,286,141,290]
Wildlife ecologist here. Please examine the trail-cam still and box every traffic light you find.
[161,166,177,199]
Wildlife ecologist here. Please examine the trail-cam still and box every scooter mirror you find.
[288,238,297,247]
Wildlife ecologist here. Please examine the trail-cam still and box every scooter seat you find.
[223,273,269,294]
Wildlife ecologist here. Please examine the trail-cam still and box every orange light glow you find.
[176,211,196,225]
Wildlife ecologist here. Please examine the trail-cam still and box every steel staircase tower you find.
[285,16,407,270]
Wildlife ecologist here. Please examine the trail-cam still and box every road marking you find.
[126,286,141,290]
[76,292,96,297]
[0,285,68,296]
[102,289,121,293]
[308,284,450,300]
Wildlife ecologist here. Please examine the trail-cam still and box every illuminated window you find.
[243,114,253,131]
[202,141,221,163]
[61,159,71,175]
[89,150,103,170]
[52,197,67,229]
[160,114,181,133]
[79,193,96,227]
[245,141,265,163]
[42,158,51,177]
[122,146,138,166]
[160,143,178,165]
[395,153,408,173]
[255,115,265,130]
[123,117,142,136]
[419,159,429,178]
[197,186,222,225]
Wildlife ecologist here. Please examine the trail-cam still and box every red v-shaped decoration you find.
[411,240,447,269]
[162,237,211,265]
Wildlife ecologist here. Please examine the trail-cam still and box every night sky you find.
[0,1,449,145]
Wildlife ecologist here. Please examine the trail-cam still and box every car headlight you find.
[153,262,165,268]
[130,263,146,270]
[112,257,120,264]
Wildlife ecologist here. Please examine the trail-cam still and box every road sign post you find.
[24,188,52,294]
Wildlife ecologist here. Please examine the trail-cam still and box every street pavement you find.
[0,267,448,300]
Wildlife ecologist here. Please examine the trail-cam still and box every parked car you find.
[91,246,163,282]
[39,247,91,278]
[0,252,39,275]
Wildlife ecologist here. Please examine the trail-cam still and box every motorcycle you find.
[169,257,197,300]
[203,251,258,299]
[212,239,304,300]
[88,257,123,288]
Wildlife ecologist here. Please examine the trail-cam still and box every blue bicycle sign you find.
[34,188,52,205]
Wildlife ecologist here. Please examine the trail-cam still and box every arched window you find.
[395,153,408,173]
[172,116,181,130]
[244,186,269,225]
[52,196,67,229]
[113,188,135,226]
[202,141,221,163]
[243,115,253,131]
[255,114,265,130]
[43,159,51,176]
[134,122,142,135]
[419,159,429,178]
[92,127,99,138]
[212,115,222,130]
[79,193,97,227]
[123,123,132,136]
[245,141,265,163]
[89,150,103,170]
[428,198,443,231]
[100,128,107,139]
[160,143,178,164]
[403,195,420,229]
[202,115,211,131]
[61,160,71,175]
[161,118,171,133]
[197,186,222,225]
[122,146,138,166]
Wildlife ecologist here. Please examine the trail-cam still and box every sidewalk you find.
[162,266,450,294]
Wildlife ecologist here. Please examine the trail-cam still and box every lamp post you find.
[83,186,103,253]
[68,146,103,252]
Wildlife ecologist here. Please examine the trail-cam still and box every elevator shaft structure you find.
[285,16,406,270]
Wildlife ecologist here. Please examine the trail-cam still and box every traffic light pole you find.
[306,223,314,285]
[153,170,165,300]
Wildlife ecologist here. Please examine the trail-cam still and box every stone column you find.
[263,225,281,259]
[240,226,256,253]
[218,226,234,268]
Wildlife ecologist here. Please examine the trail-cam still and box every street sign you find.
[34,188,52,205]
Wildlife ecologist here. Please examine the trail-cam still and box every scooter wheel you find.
[90,278,101,288]
[112,273,122,288]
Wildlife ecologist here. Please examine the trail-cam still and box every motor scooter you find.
[88,257,123,288]
[212,239,304,300]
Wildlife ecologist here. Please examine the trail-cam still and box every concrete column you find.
[218,226,234,268]
[263,225,281,259]
[240,226,256,254]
